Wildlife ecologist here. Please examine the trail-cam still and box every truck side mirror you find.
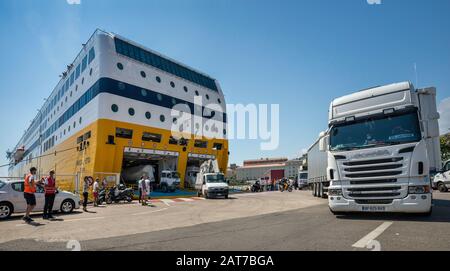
[319,135,328,152]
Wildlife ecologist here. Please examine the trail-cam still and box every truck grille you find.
[355,199,394,205]
[340,156,408,200]
[343,157,404,179]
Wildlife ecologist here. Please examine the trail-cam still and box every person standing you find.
[102,178,108,190]
[82,176,91,212]
[140,176,148,206]
[144,175,152,200]
[23,167,40,223]
[93,178,100,207]
[138,176,144,204]
[43,170,57,220]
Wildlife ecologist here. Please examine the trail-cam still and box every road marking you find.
[63,217,105,222]
[161,199,174,206]
[177,198,194,202]
[131,207,169,216]
[352,221,393,248]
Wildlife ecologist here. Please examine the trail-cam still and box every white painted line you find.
[63,217,105,223]
[131,207,169,216]
[352,221,393,248]
[177,198,194,202]
[161,199,174,206]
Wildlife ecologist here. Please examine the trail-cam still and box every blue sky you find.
[1,0,450,176]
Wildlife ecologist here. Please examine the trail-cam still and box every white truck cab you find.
[195,172,229,199]
[433,160,450,192]
[160,170,181,193]
[320,82,440,215]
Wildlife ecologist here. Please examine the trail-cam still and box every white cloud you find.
[67,0,81,4]
[438,97,450,135]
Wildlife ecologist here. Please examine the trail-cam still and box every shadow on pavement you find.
[335,198,450,223]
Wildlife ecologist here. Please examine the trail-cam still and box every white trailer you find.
[318,82,441,215]
[307,136,328,198]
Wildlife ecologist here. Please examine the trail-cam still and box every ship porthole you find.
[145,111,151,119]
[111,104,119,113]
[117,63,124,70]
[128,108,135,116]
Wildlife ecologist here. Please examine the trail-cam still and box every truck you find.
[316,82,441,215]
[297,170,308,189]
[307,136,328,198]
[432,160,450,192]
[195,159,229,199]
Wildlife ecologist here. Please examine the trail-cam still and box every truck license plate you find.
[361,206,386,212]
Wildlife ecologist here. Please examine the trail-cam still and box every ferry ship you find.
[7,29,229,191]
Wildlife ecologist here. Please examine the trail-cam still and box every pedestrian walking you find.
[82,176,91,212]
[23,167,41,223]
[93,178,100,207]
[43,170,57,220]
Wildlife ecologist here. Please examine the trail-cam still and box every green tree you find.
[441,134,450,162]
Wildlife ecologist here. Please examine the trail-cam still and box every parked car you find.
[0,179,80,220]
[432,160,450,192]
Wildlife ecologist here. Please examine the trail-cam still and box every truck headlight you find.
[328,188,343,196]
[408,185,430,194]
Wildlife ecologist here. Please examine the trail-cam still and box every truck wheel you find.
[318,183,323,198]
[438,183,448,193]
[313,183,317,197]
[311,184,316,196]
[205,192,209,199]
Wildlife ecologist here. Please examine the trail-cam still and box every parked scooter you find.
[96,187,108,205]
[251,181,262,193]
[107,184,133,204]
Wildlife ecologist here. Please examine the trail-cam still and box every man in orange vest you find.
[23,167,40,223]
[43,170,57,220]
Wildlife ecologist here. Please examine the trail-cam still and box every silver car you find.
[0,179,80,220]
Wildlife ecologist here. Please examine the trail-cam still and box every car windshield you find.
[330,111,421,151]
[206,174,225,183]
[0,180,5,190]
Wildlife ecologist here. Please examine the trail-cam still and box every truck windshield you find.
[330,111,421,151]
[299,173,308,179]
[206,174,225,183]
[171,172,180,179]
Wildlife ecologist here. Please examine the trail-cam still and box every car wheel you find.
[438,183,448,193]
[225,194,229,199]
[0,202,13,220]
[161,184,168,193]
[61,199,75,214]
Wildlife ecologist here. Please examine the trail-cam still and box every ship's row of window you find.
[111,104,226,135]
[114,38,218,92]
[114,127,223,150]
[116,62,222,104]
[43,117,83,152]
[37,48,95,138]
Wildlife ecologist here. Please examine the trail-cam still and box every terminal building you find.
[7,29,229,191]
[235,157,301,181]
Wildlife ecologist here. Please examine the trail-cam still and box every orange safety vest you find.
[24,174,36,194]
[44,176,56,195]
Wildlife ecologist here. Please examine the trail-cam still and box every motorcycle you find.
[96,187,108,205]
[279,179,293,192]
[251,181,262,192]
[107,184,133,204]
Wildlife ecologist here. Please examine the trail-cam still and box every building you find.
[236,158,287,181]
[8,29,229,191]
[284,158,304,179]
[226,163,238,180]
